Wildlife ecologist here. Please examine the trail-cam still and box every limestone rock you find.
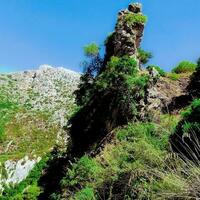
[144,75,191,117]
[0,156,41,192]
[105,3,145,63]
[128,3,142,13]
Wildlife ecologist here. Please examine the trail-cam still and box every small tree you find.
[75,43,103,106]
[84,43,100,57]
[137,48,153,66]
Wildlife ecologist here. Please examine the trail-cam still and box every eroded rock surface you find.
[145,75,191,116]
[0,156,40,191]
[105,3,145,63]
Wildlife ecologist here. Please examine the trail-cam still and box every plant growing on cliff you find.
[138,48,153,65]
[69,55,150,156]
[84,43,100,57]
[170,99,200,162]
[172,61,197,74]
[124,13,147,25]
[75,43,103,106]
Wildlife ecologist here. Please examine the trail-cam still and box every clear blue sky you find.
[0,0,200,73]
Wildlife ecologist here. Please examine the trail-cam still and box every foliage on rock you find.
[124,13,147,25]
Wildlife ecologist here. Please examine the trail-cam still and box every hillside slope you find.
[0,65,80,192]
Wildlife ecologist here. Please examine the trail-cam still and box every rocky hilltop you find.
[0,65,80,192]
[0,65,80,126]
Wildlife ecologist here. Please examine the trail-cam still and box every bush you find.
[124,13,147,25]
[61,156,103,188]
[84,43,100,57]
[74,187,96,200]
[138,48,152,65]
[172,61,197,74]
[75,42,103,106]
[170,99,200,162]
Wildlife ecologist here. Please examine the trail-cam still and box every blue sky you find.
[0,0,200,72]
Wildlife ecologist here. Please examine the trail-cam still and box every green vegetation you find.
[0,100,18,141]
[147,65,166,77]
[75,43,103,106]
[84,43,100,57]
[74,187,96,200]
[0,83,19,141]
[166,72,181,81]
[0,109,58,163]
[138,48,153,65]
[2,156,49,200]
[124,13,147,25]
[170,99,200,162]
[172,61,197,74]
[76,54,149,114]
[59,116,200,199]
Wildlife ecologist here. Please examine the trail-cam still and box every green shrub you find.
[61,156,103,187]
[138,48,152,65]
[172,61,197,74]
[94,56,149,118]
[181,99,200,119]
[170,99,200,162]
[22,183,41,200]
[74,187,96,200]
[84,43,100,57]
[124,13,147,25]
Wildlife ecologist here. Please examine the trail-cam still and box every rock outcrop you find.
[0,156,40,191]
[105,3,146,63]
[145,75,191,117]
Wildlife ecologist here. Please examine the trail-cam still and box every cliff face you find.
[114,3,144,57]
[69,3,148,156]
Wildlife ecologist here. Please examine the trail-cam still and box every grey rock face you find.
[144,75,190,117]
[0,156,41,191]
[128,3,142,13]
[111,3,145,58]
